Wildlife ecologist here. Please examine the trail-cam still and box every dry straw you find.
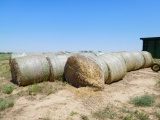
[11,55,50,86]
[47,54,69,81]
[9,53,44,81]
[64,53,108,89]
[120,52,136,72]
[99,54,126,84]
[141,51,153,68]
[131,52,145,70]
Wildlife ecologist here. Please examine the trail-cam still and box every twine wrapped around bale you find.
[99,54,126,84]
[64,54,108,89]
[11,55,50,86]
[131,52,145,70]
[120,52,136,72]
[141,51,153,68]
[107,53,127,73]
[10,52,44,81]
[47,54,70,81]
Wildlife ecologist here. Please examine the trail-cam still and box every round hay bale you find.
[47,54,69,81]
[99,54,126,84]
[141,51,153,68]
[64,54,108,89]
[120,52,136,72]
[106,53,127,73]
[11,55,50,86]
[10,52,44,81]
[131,52,145,70]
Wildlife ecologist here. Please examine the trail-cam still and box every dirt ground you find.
[0,67,160,120]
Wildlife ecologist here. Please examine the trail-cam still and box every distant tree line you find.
[0,52,12,54]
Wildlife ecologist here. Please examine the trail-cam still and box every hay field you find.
[0,53,160,120]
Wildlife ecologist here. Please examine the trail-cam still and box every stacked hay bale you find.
[131,52,145,70]
[141,51,153,68]
[98,54,127,84]
[64,53,108,89]
[120,52,136,72]
[46,54,70,81]
[10,52,44,81]
[11,55,50,86]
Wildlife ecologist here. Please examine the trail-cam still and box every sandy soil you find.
[0,68,160,120]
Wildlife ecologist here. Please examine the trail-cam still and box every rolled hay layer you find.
[64,54,109,89]
[99,54,126,84]
[141,51,153,68]
[93,52,105,56]
[43,52,68,57]
[131,52,145,70]
[120,52,136,72]
[106,53,127,73]
[11,55,50,86]
[9,52,44,81]
[47,54,70,81]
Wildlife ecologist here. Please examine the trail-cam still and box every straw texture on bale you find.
[99,54,126,84]
[11,55,50,86]
[10,53,44,81]
[47,54,69,81]
[107,53,127,73]
[120,52,136,72]
[64,54,108,89]
[141,51,153,68]
[93,52,105,56]
[131,52,145,70]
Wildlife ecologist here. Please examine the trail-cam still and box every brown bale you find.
[64,54,108,89]
[11,55,50,86]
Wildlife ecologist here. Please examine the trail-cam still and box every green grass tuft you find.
[70,111,78,116]
[0,98,14,111]
[28,84,44,95]
[81,115,89,120]
[155,112,160,120]
[131,94,156,107]
[92,106,116,119]
[3,86,14,94]
[134,110,149,120]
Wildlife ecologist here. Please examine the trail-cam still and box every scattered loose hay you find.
[47,54,69,81]
[64,54,108,89]
[11,55,50,86]
[141,51,153,68]
[131,52,145,70]
[120,52,136,72]
[99,54,126,84]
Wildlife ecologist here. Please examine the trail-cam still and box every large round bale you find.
[131,52,145,70]
[10,52,44,81]
[120,52,136,72]
[11,55,50,86]
[106,53,127,73]
[141,51,153,68]
[99,54,126,84]
[47,54,70,81]
[64,54,108,89]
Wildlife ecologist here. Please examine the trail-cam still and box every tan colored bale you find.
[106,53,127,73]
[11,55,50,86]
[64,54,108,89]
[120,52,136,72]
[9,52,44,81]
[131,52,145,70]
[141,51,153,68]
[47,54,69,81]
[99,54,127,84]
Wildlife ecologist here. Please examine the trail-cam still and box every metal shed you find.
[140,37,160,58]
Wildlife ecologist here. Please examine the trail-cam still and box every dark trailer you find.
[140,37,160,58]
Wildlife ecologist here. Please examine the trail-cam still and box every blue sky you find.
[0,0,160,52]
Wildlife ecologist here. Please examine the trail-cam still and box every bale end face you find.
[64,54,104,90]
